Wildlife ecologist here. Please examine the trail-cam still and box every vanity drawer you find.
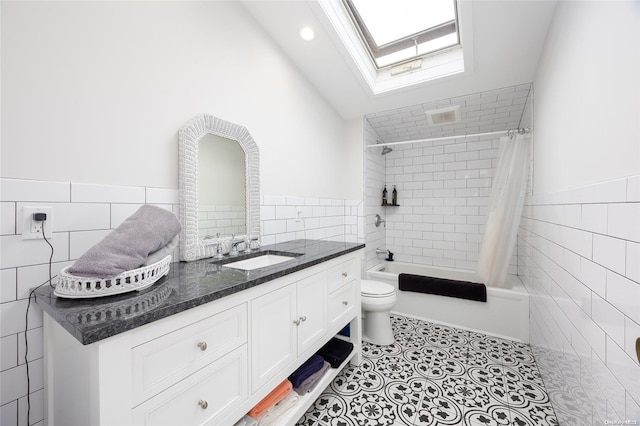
[328,280,356,329]
[327,258,356,293]
[132,345,248,426]
[132,304,247,405]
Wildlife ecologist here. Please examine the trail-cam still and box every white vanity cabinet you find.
[250,271,327,392]
[44,295,251,426]
[43,250,361,426]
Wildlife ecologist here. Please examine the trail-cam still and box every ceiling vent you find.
[425,105,461,126]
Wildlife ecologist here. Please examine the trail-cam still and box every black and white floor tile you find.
[296,315,559,426]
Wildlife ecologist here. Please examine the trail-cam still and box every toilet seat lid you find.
[361,280,395,297]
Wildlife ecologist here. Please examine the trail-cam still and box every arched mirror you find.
[178,114,260,261]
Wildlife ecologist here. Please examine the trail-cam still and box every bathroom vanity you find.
[36,239,363,426]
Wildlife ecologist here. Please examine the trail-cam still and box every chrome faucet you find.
[205,233,225,259]
[230,234,241,256]
[376,248,394,261]
[243,236,260,253]
[213,242,224,259]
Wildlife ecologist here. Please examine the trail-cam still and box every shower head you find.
[376,140,393,155]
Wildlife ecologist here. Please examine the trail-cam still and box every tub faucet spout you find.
[376,248,394,261]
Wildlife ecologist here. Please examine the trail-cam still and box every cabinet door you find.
[250,285,297,392]
[296,272,327,355]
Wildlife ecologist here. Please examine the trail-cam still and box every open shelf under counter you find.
[272,346,359,425]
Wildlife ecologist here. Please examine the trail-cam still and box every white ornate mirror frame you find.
[178,114,260,261]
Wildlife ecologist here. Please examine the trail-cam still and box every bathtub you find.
[367,262,529,343]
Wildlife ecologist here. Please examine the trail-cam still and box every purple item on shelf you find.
[288,354,324,388]
[294,361,331,395]
[317,337,354,368]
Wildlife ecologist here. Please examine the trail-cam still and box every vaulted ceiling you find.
[242,1,557,119]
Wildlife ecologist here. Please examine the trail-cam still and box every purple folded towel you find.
[288,354,324,388]
[317,338,354,368]
[68,205,181,278]
[294,361,330,395]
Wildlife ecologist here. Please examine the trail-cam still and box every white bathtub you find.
[367,262,529,343]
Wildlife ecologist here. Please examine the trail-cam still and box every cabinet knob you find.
[300,316,307,322]
[342,300,348,306]
[293,318,301,326]
[198,400,208,410]
[342,272,348,277]
[197,342,208,351]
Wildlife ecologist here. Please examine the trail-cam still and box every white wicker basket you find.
[55,255,172,299]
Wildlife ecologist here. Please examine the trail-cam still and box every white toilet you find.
[361,279,397,345]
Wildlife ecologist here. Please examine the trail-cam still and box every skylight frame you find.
[342,0,460,70]
[314,0,473,96]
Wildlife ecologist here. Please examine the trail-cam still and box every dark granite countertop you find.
[35,239,364,345]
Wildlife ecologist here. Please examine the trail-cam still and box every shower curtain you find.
[477,132,531,288]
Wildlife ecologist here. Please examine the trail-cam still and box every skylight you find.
[316,0,471,95]
[343,0,459,69]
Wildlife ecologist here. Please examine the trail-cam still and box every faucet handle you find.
[250,236,260,250]
[213,242,224,259]
[229,236,241,256]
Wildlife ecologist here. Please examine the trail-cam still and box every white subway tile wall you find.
[198,204,246,238]
[370,135,519,273]
[0,179,179,426]
[0,178,363,426]
[364,118,387,271]
[259,195,363,246]
[381,134,521,271]
[364,85,529,273]
[518,175,640,425]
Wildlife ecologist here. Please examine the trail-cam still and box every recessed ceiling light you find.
[299,26,315,41]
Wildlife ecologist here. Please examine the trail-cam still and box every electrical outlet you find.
[22,206,53,240]
[295,209,303,222]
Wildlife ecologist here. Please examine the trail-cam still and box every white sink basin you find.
[224,254,296,270]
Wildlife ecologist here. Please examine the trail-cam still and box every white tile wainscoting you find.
[5,172,638,426]
[0,178,364,426]
[0,178,181,426]
[260,195,364,247]
[518,175,640,425]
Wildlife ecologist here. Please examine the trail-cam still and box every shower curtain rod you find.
[367,128,530,149]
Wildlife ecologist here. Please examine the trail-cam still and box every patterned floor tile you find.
[295,315,559,426]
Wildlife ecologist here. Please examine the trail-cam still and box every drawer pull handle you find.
[198,400,208,410]
[197,342,208,351]
[293,318,301,326]
[300,316,307,322]
[342,301,348,306]
[342,272,348,277]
